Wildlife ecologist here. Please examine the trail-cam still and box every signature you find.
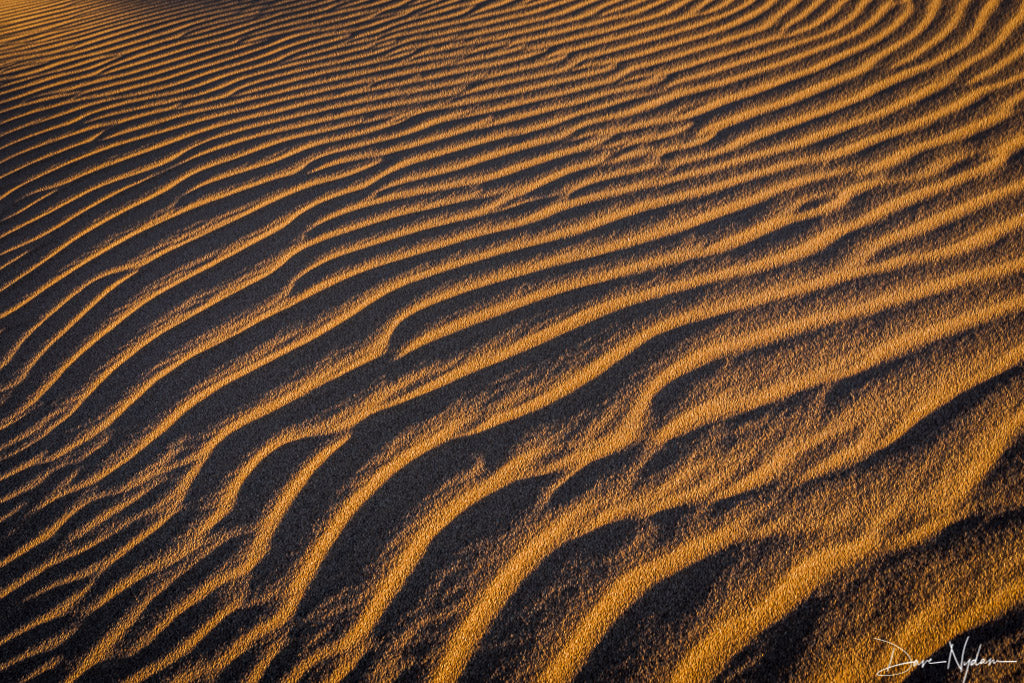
[875,637,1018,682]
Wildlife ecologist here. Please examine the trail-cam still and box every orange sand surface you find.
[2,0,1024,679]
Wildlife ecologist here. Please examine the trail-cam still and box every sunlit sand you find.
[1,0,1023,679]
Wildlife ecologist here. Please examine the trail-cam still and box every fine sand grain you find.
[1,0,1023,679]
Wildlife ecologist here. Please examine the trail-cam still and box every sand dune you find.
[1,0,1023,679]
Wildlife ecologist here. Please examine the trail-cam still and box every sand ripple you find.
[1,0,1023,679]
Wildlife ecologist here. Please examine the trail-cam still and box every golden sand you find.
[1,0,1023,679]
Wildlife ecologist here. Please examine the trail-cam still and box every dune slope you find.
[1,0,1024,679]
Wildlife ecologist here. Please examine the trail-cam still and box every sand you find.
[1,0,1023,679]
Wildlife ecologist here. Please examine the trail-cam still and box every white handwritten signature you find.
[875,637,1018,682]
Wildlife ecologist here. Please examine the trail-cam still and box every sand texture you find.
[2,0,1024,679]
